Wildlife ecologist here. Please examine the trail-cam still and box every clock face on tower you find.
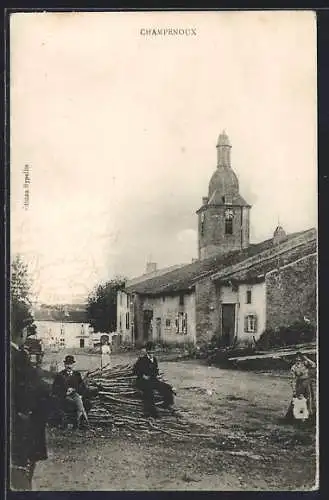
[224,209,234,220]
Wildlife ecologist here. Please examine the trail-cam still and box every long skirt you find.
[285,378,316,421]
[101,353,111,368]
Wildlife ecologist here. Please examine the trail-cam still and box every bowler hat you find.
[64,355,76,365]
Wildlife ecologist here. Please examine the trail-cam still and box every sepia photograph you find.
[9,10,318,491]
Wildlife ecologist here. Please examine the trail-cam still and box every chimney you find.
[202,197,209,205]
[192,258,198,263]
[146,262,157,274]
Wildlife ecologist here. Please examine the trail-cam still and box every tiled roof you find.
[126,228,316,296]
[219,238,317,284]
[127,263,187,287]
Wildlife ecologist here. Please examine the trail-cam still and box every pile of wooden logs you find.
[84,363,209,439]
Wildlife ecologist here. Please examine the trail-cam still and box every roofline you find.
[219,248,317,286]
[124,227,316,296]
[220,276,265,285]
[125,286,196,297]
[210,229,316,282]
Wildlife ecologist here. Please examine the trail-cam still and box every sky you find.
[10,11,317,304]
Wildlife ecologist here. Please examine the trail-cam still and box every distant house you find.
[117,132,317,347]
[35,321,93,349]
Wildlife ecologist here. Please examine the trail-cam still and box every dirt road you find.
[33,351,317,491]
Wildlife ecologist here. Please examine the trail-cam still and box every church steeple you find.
[196,132,252,260]
[216,130,231,167]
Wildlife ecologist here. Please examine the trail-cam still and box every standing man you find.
[133,342,175,418]
[10,326,50,490]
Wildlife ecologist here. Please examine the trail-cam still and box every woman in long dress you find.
[285,352,316,422]
[101,341,112,369]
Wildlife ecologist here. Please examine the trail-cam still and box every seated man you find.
[133,342,175,418]
[51,355,91,429]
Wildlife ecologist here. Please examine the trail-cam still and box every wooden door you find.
[143,310,153,341]
[156,318,161,341]
[221,304,236,346]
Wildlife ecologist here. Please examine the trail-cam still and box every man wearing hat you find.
[51,355,91,429]
[133,342,175,418]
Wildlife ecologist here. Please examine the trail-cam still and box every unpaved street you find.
[33,351,317,491]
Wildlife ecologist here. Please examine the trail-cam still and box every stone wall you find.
[195,279,219,344]
[198,206,249,260]
[265,253,317,330]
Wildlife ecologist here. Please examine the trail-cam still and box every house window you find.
[244,314,257,333]
[120,293,123,305]
[182,313,187,335]
[175,312,187,335]
[126,312,130,330]
[246,290,252,304]
[165,319,171,328]
[127,295,130,308]
[162,296,166,303]
[179,294,184,306]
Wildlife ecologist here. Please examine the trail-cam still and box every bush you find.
[256,320,316,350]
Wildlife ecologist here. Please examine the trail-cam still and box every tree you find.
[87,277,127,333]
[11,254,35,339]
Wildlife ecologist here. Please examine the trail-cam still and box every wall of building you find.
[237,283,266,344]
[195,279,219,344]
[198,206,247,260]
[35,321,93,348]
[241,207,250,249]
[195,280,266,346]
[265,253,317,330]
[117,290,133,343]
[133,292,196,344]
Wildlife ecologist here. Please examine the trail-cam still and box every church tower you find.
[196,131,251,260]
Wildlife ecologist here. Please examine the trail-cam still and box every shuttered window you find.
[175,312,188,334]
[182,313,187,335]
[244,314,257,333]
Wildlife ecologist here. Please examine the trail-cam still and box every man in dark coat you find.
[133,342,174,418]
[51,355,91,428]
[10,327,50,490]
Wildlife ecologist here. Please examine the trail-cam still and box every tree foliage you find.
[11,254,35,339]
[87,277,127,333]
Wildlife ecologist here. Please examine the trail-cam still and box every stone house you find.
[117,132,317,346]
